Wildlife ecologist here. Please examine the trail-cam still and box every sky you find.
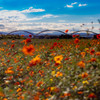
[0,0,100,33]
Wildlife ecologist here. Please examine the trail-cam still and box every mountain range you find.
[0,30,97,38]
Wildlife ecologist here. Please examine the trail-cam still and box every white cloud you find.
[64,2,77,8]
[0,9,57,22]
[79,4,87,7]
[0,10,26,21]
[0,7,46,22]
[0,9,59,32]
[21,7,45,13]
[65,2,87,8]
[71,2,77,5]
[66,5,73,8]
[0,8,98,33]
[0,21,99,34]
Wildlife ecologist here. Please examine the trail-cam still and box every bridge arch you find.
[71,30,97,35]
[36,30,66,35]
[8,30,35,36]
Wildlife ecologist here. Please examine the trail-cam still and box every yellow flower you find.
[72,86,77,90]
[51,71,55,76]
[50,79,53,82]
[54,55,63,64]
[50,87,55,91]
[85,48,89,52]
[82,80,89,84]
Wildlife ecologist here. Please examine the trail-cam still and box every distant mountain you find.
[37,32,64,36]
[72,33,95,38]
[0,30,98,39]
[0,32,8,35]
[8,30,35,36]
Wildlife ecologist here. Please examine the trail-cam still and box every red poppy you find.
[14,82,20,85]
[50,46,54,49]
[53,42,57,46]
[50,42,57,49]
[26,38,31,43]
[72,35,79,38]
[29,62,36,66]
[29,34,32,38]
[65,29,69,33]
[74,38,79,44]
[90,49,95,55]
[72,35,76,38]
[55,63,59,66]
[88,93,96,98]
[7,60,10,63]
[65,57,69,60]
[11,44,15,48]
[96,34,100,39]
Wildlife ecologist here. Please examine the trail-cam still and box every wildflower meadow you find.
[0,36,100,100]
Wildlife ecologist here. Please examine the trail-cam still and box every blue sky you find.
[0,0,100,32]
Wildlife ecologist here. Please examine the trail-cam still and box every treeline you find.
[0,34,26,39]
[0,34,99,39]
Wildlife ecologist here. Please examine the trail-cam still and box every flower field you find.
[0,38,100,100]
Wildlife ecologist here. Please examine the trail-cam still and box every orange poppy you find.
[33,95,39,100]
[17,88,22,92]
[22,44,35,55]
[81,72,88,78]
[95,52,100,56]
[29,55,41,66]
[56,71,63,77]
[77,91,83,94]
[54,55,63,64]
[36,81,43,87]
[80,52,85,58]
[90,58,96,62]
[77,61,85,68]
[5,68,14,74]
[65,29,69,33]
